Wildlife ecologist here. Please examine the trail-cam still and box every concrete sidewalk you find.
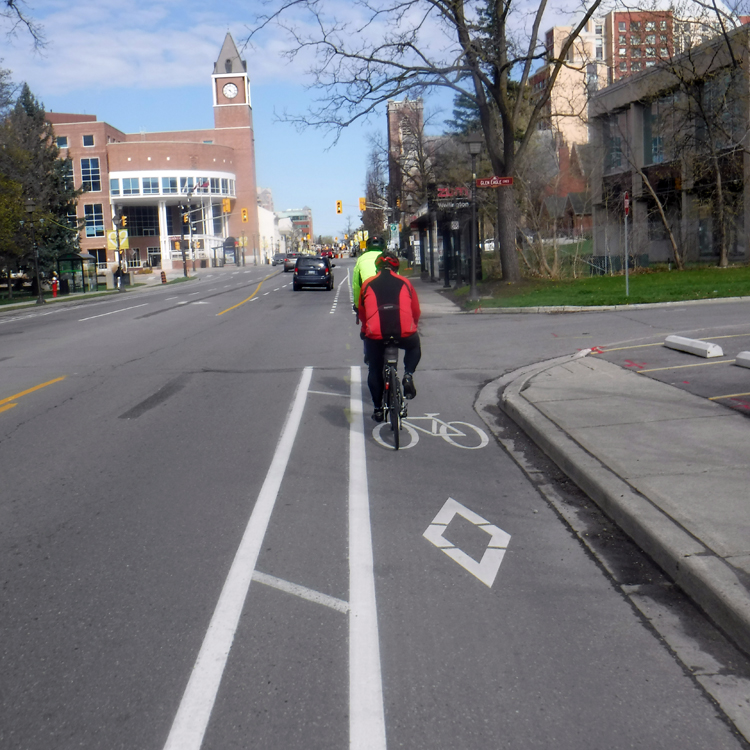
[492,352,750,657]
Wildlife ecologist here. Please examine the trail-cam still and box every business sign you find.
[437,186,470,199]
[476,176,513,188]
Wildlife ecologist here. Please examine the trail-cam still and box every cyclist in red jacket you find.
[358,250,421,422]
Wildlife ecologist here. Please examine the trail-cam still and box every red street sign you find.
[624,191,630,216]
[476,176,513,188]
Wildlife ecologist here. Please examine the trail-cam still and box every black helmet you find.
[367,235,386,251]
[375,249,400,271]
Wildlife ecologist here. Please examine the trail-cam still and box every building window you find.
[202,140,213,144]
[147,247,161,267]
[631,47,642,58]
[82,134,94,147]
[81,158,101,191]
[221,178,228,194]
[162,176,178,194]
[631,34,641,44]
[142,177,159,194]
[659,47,668,57]
[125,205,159,237]
[56,136,68,148]
[619,61,627,71]
[632,61,642,71]
[619,21,626,31]
[596,46,603,60]
[619,34,626,43]
[660,20,667,30]
[61,161,74,191]
[180,176,195,193]
[631,21,640,31]
[646,21,655,31]
[229,179,236,195]
[123,177,140,196]
[595,24,603,35]
[210,178,220,194]
[110,178,120,196]
[646,47,655,57]
[84,204,104,237]
[195,177,209,193]
[646,61,656,67]
[619,48,626,56]
[646,34,656,44]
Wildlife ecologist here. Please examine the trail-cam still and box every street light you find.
[24,198,46,305]
[467,138,483,302]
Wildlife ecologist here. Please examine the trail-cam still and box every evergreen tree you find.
[0,83,80,275]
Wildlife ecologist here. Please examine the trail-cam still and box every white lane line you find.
[208,288,217,291]
[252,571,349,614]
[78,303,148,321]
[162,367,313,750]
[165,297,178,301]
[349,366,387,750]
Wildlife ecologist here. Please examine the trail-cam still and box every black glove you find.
[360,331,365,340]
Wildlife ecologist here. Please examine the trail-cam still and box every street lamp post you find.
[467,139,483,302]
[25,199,46,305]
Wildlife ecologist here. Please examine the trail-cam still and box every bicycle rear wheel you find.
[388,369,400,450]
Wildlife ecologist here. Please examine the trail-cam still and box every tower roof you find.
[214,33,247,75]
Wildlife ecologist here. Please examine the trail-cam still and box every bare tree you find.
[248,0,604,283]
[1,0,44,48]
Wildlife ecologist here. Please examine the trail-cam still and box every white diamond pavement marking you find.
[423,497,511,587]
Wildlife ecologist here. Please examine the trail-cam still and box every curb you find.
[481,354,750,658]
[460,294,750,314]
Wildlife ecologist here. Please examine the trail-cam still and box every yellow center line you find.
[0,403,18,413]
[216,274,274,316]
[710,392,750,401]
[0,376,66,407]
[703,333,750,339]
[639,360,735,373]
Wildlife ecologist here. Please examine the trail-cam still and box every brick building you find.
[47,33,260,272]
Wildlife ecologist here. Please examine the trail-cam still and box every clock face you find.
[222,83,238,99]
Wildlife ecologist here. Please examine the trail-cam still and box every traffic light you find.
[174,241,180,250]
[222,198,231,213]
[183,212,189,224]
[336,200,342,214]
[359,197,366,211]
[121,214,127,227]
[396,197,401,208]
[241,208,248,223]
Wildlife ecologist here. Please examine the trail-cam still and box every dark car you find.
[283,252,301,272]
[271,253,285,266]
[293,256,334,291]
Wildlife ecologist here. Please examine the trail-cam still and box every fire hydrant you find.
[52,277,58,298]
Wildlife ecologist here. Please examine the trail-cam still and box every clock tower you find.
[211,33,258,252]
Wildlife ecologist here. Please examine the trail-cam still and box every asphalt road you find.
[1,260,748,749]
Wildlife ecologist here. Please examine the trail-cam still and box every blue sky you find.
[1,0,456,238]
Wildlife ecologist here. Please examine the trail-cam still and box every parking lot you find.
[593,324,750,416]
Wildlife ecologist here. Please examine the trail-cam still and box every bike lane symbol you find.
[372,413,489,450]
[423,498,511,587]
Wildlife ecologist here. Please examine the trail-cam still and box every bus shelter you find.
[57,252,98,294]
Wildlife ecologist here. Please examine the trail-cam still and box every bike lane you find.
[363,362,742,749]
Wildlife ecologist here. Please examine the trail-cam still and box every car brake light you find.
[325,268,329,275]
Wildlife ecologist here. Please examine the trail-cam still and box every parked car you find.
[321,248,334,258]
[271,253,285,266]
[283,252,301,272]
[293,256,334,291]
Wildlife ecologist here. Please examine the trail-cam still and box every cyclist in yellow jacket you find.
[352,235,386,309]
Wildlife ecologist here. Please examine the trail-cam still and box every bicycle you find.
[381,336,406,450]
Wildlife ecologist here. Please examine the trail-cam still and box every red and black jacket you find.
[358,268,421,340]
